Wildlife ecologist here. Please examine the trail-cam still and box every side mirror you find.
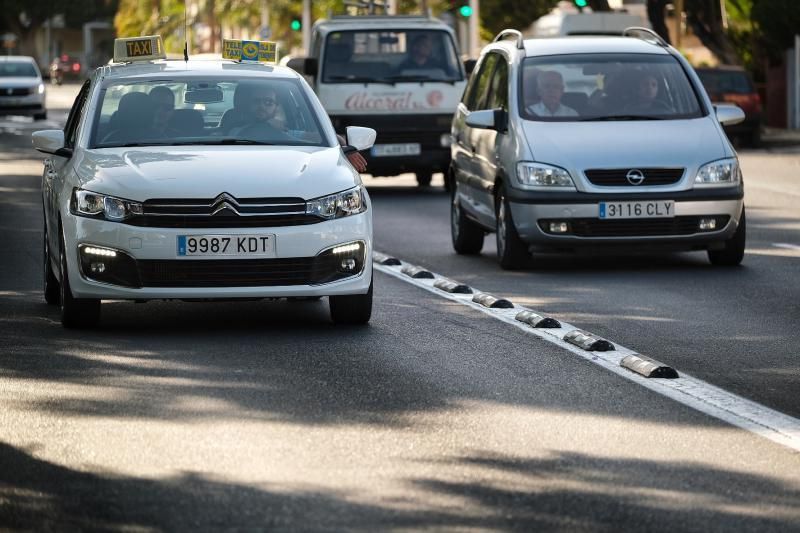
[463,58,477,76]
[345,126,377,151]
[465,109,506,131]
[287,57,318,77]
[715,104,745,126]
[32,130,70,157]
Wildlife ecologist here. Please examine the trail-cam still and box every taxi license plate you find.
[177,234,276,257]
[371,143,421,157]
[599,200,675,219]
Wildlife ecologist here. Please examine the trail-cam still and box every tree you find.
[646,0,671,44]
[684,0,739,65]
[479,0,559,37]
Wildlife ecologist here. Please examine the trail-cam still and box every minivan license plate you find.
[177,234,276,257]
[599,201,674,219]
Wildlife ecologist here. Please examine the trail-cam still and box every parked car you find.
[695,66,762,147]
[448,28,747,269]
[49,54,82,85]
[0,56,46,120]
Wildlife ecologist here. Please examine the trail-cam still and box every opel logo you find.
[626,169,645,185]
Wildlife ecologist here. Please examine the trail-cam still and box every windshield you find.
[90,77,329,149]
[519,54,704,122]
[0,62,39,78]
[322,29,462,84]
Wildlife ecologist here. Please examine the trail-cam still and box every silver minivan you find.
[448,28,746,269]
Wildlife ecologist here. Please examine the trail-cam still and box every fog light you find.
[341,258,356,271]
[698,218,717,231]
[90,262,106,273]
[332,242,360,255]
[440,133,452,147]
[549,221,569,234]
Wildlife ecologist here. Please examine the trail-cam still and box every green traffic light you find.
[575,0,588,6]
[291,19,301,31]
[459,5,473,17]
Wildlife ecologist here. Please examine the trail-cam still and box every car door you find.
[454,53,498,221]
[45,80,90,263]
[472,54,509,228]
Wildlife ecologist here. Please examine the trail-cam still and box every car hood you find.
[521,117,729,182]
[74,145,359,201]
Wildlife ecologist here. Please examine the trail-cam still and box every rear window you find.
[519,53,704,122]
[0,62,39,78]
[696,70,754,94]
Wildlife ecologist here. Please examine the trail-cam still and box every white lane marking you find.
[374,254,800,453]
[773,243,800,251]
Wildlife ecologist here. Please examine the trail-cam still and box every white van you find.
[288,15,468,187]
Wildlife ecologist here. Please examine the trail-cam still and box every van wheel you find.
[496,185,529,270]
[60,235,100,328]
[330,281,372,325]
[416,171,433,187]
[451,188,483,254]
[43,224,60,305]
[708,208,746,266]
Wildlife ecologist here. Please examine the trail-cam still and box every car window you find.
[464,53,499,111]
[0,61,39,78]
[64,80,91,150]
[486,58,508,110]
[519,53,704,121]
[697,70,753,95]
[89,77,328,149]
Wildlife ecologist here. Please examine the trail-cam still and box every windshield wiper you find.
[326,75,395,85]
[195,139,276,145]
[581,115,665,121]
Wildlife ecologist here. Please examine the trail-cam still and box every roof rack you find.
[493,29,524,49]
[622,27,668,48]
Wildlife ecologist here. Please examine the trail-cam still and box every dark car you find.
[696,66,762,147]
[49,54,82,85]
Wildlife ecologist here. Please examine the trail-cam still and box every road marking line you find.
[374,254,800,453]
[773,243,800,251]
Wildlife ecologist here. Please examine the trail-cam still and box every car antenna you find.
[183,1,189,61]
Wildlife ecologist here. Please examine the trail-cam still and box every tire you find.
[708,207,746,266]
[59,235,100,328]
[329,281,373,325]
[416,171,433,187]
[34,111,47,121]
[444,166,454,193]
[495,185,530,270]
[43,226,60,305]
[451,187,484,255]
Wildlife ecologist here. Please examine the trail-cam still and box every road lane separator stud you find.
[401,265,435,279]
[472,292,514,309]
[563,329,615,351]
[621,354,679,379]
[373,251,402,266]
[515,309,561,329]
[433,279,473,294]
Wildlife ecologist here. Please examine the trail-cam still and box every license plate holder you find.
[177,234,276,257]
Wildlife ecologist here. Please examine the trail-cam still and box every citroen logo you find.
[626,169,645,185]
[210,193,240,216]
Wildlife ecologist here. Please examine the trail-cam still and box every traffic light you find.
[458,4,473,17]
[574,0,588,8]
[290,19,301,31]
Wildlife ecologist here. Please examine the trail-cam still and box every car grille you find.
[137,254,349,287]
[584,168,684,187]
[539,216,730,237]
[0,87,33,97]
[127,195,320,228]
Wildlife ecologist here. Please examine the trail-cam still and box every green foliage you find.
[751,0,800,62]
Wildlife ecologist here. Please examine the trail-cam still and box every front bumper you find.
[508,187,744,252]
[63,211,373,300]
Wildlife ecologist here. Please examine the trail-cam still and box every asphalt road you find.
[0,84,798,531]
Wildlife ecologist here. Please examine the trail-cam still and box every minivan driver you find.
[527,71,578,117]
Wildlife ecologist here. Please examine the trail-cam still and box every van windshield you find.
[322,30,463,84]
[519,54,705,122]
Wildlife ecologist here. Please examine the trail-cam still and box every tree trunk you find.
[588,0,611,10]
[646,0,671,45]
[685,0,740,65]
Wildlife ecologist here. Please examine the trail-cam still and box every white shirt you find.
[528,101,578,117]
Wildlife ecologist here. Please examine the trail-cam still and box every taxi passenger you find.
[527,70,578,117]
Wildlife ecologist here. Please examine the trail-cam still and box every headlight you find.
[71,189,143,221]
[516,162,575,190]
[695,158,741,186]
[37,83,45,94]
[306,186,367,219]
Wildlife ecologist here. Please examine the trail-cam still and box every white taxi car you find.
[33,36,376,327]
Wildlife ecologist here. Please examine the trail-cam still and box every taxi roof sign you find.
[113,35,166,63]
[222,39,278,64]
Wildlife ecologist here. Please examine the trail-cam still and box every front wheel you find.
[60,236,101,328]
[496,185,530,270]
[329,281,373,325]
[708,208,746,266]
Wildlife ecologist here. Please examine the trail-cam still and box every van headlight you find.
[695,158,741,186]
[306,185,366,219]
[516,162,576,190]
[71,189,143,221]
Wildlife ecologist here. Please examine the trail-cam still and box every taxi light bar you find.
[113,35,166,63]
[222,39,278,64]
